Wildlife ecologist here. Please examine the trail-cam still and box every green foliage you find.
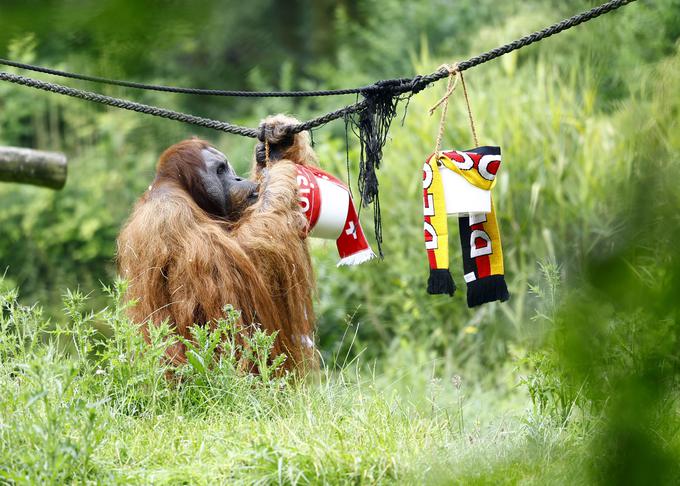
[1,0,679,363]
[176,304,288,394]
[0,285,105,483]
[1,0,680,482]
[516,50,680,483]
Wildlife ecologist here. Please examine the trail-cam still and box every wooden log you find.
[0,147,68,189]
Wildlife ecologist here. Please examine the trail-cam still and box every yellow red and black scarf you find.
[422,146,509,307]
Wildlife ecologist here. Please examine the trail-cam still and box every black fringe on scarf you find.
[427,269,457,296]
[466,275,510,308]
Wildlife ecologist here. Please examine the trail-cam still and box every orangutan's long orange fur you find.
[117,115,317,371]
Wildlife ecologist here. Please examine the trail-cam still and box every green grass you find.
[0,280,591,485]
[4,277,676,485]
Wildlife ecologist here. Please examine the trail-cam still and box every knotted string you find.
[429,64,460,155]
[428,63,480,152]
[459,71,479,147]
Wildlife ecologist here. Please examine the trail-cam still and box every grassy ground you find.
[5,280,675,485]
[0,281,588,485]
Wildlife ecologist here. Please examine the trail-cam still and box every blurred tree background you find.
[1,0,678,355]
[0,0,680,356]
[1,0,677,360]
[1,0,680,482]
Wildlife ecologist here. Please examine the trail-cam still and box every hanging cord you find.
[459,72,479,147]
[429,65,480,154]
[428,65,459,116]
[429,64,460,155]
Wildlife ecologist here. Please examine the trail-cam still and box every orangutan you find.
[116,115,317,371]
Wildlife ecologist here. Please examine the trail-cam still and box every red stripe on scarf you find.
[471,222,491,278]
[443,150,483,170]
[475,253,491,278]
[424,215,437,268]
[296,166,322,232]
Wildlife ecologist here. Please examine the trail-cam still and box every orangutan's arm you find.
[237,160,308,248]
[247,160,300,214]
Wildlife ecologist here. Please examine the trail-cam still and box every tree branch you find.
[0,147,68,189]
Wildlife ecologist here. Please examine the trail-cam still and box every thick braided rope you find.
[0,0,636,100]
[285,0,638,134]
[384,0,639,93]
[0,70,363,136]
[455,0,636,75]
[0,0,637,136]
[0,57,363,97]
[289,101,367,134]
[0,71,260,137]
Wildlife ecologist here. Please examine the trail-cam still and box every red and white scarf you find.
[297,165,375,266]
